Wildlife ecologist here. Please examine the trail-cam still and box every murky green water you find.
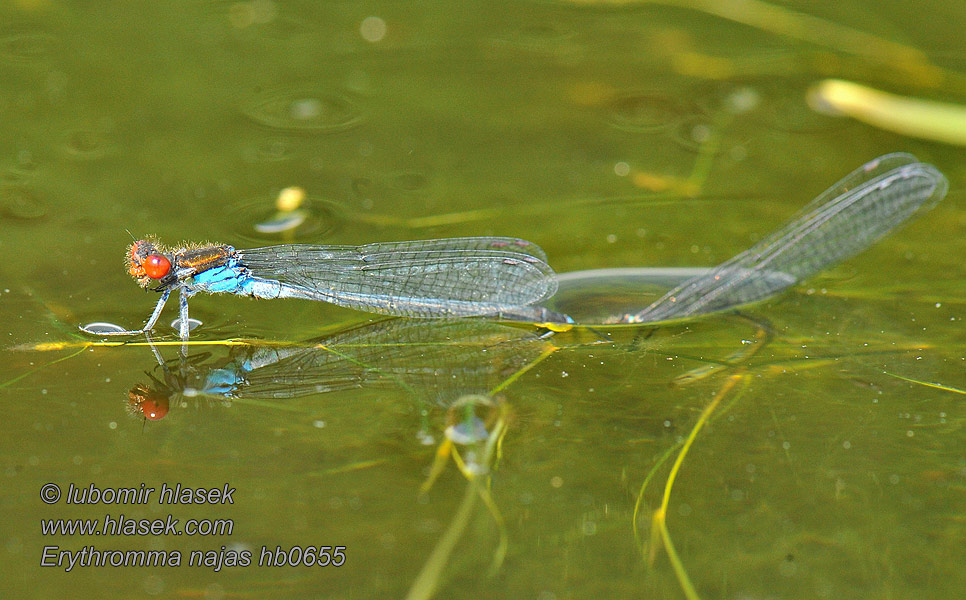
[2,1,963,598]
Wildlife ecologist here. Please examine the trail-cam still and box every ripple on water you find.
[606,90,690,133]
[0,25,57,65]
[670,115,729,154]
[1,186,48,220]
[1,168,31,187]
[386,171,429,192]
[245,137,296,163]
[691,78,848,134]
[199,1,315,41]
[62,129,117,160]
[226,195,342,243]
[241,88,365,134]
[490,21,578,58]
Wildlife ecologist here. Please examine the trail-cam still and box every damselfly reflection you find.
[127,320,555,435]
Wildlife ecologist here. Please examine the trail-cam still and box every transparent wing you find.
[237,236,558,318]
[632,154,948,323]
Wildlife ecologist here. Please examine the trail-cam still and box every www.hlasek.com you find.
[39,483,346,572]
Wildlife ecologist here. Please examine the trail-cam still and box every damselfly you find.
[81,236,572,340]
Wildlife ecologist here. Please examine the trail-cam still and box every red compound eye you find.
[143,254,171,279]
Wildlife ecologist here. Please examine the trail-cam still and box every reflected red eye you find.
[139,396,169,420]
[143,254,171,279]
[128,385,170,421]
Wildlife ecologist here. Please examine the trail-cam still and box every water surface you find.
[1,1,963,599]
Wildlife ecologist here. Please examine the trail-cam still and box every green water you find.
[2,1,964,598]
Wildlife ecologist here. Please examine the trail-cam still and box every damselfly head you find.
[127,240,172,288]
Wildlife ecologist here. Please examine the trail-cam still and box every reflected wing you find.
[223,319,549,404]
